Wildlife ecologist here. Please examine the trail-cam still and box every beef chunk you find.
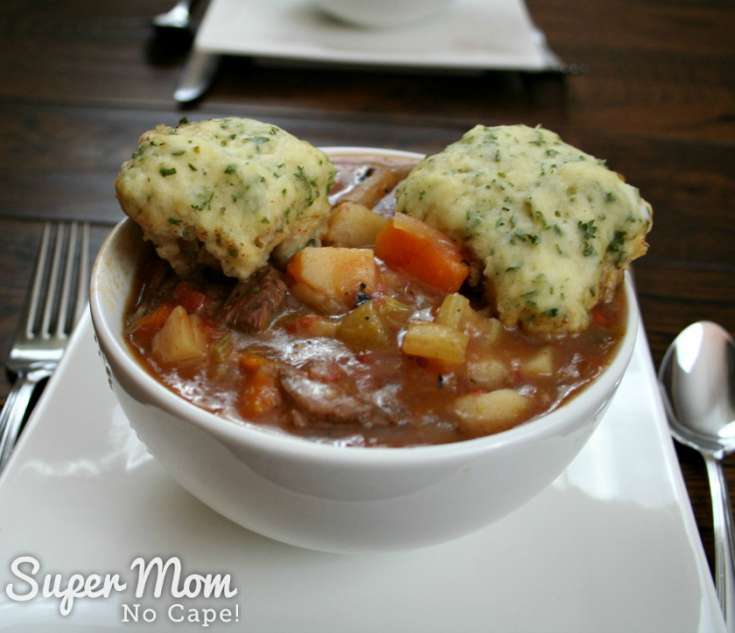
[280,367,385,425]
[138,257,178,308]
[221,266,287,333]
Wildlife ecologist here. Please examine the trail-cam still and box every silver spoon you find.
[659,321,735,631]
[152,0,195,30]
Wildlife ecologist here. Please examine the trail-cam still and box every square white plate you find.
[197,0,563,71]
[0,311,724,632]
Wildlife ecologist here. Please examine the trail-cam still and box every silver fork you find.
[0,222,90,471]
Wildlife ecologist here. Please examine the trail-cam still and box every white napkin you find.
[196,0,562,71]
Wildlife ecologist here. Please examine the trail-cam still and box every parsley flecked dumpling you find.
[115,117,335,280]
[395,125,652,333]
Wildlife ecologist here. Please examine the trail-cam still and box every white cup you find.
[313,0,455,28]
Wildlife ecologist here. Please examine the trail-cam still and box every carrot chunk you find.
[238,352,269,373]
[131,304,174,336]
[374,215,469,293]
[237,367,281,419]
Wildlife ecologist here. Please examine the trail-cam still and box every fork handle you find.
[0,370,49,472]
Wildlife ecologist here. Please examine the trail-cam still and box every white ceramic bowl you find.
[90,147,638,553]
[314,0,454,28]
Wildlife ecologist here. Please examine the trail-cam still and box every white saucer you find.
[0,311,724,632]
[196,0,563,71]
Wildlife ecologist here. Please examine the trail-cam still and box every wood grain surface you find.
[0,0,733,578]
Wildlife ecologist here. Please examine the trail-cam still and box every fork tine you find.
[25,223,52,338]
[55,222,78,338]
[73,222,90,327]
[40,223,65,338]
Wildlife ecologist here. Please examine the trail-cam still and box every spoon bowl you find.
[660,321,735,457]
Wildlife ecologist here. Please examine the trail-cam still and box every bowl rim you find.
[91,145,639,467]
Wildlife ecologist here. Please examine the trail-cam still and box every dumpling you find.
[115,117,335,280]
[395,124,652,333]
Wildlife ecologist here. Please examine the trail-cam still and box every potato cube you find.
[287,247,377,312]
[289,282,341,315]
[337,301,392,350]
[402,323,469,364]
[436,293,471,330]
[467,359,509,389]
[376,297,413,329]
[466,310,502,343]
[326,202,388,248]
[152,306,207,364]
[524,347,554,376]
[453,389,529,435]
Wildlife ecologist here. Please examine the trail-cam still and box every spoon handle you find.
[705,455,735,632]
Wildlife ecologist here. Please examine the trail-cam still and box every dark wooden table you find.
[0,0,733,576]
